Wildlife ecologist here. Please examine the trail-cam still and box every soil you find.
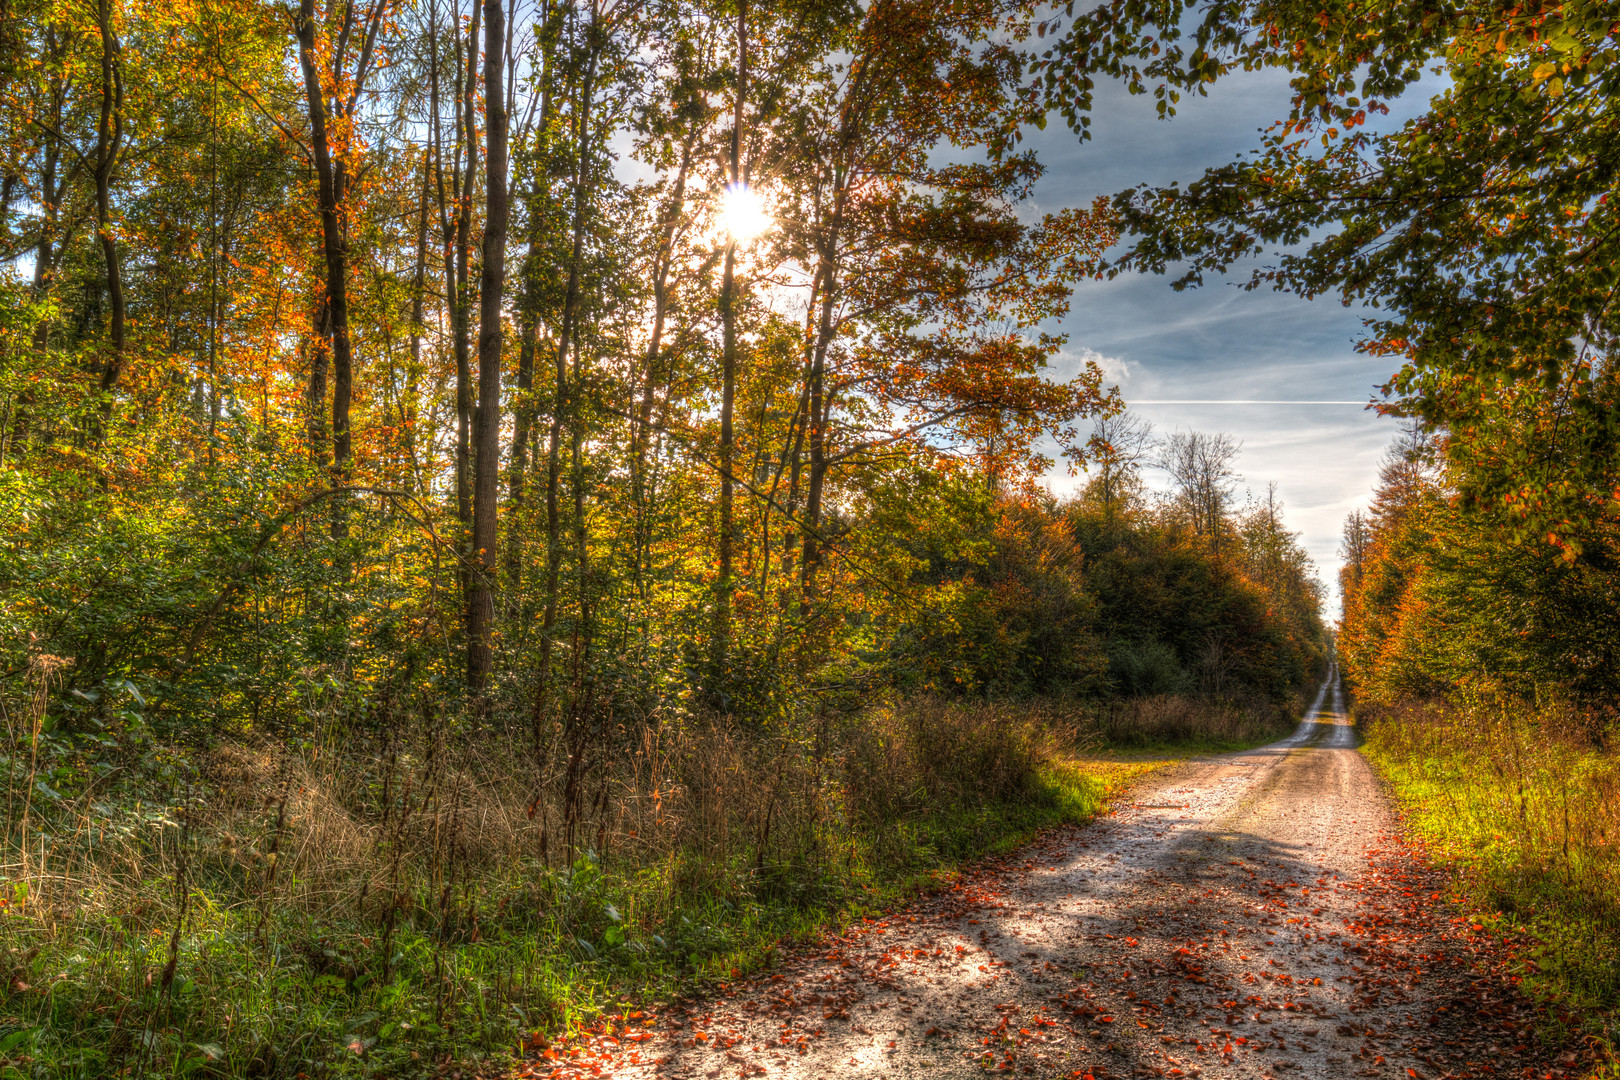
[519,672,1588,1080]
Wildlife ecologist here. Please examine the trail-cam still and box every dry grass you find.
[1,691,1282,936]
[0,685,1291,1077]
[1084,692,1299,748]
[0,693,1148,1078]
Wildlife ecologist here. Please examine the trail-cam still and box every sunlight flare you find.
[718,182,771,242]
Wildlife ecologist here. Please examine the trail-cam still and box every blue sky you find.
[1026,67,1416,618]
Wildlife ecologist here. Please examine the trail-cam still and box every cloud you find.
[1058,346,1134,392]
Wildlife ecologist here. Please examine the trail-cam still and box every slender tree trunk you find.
[799,264,838,602]
[405,165,431,492]
[453,2,480,532]
[538,41,598,733]
[505,163,549,599]
[776,266,823,598]
[505,308,537,593]
[568,335,592,714]
[467,0,509,691]
[295,0,356,536]
[304,295,329,463]
[629,133,694,599]
[91,0,125,443]
[29,31,71,361]
[711,0,746,692]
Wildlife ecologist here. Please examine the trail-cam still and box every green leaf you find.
[0,1028,38,1055]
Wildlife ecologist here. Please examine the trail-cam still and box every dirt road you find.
[529,673,1580,1080]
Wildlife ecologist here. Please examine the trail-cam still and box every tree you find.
[1035,0,1620,541]
[1083,410,1153,519]
[88,0,125,439]
[1338,509,1369,591]
[292,0,394,523]
[769,0,1117,610]
[1159,429,1240,552]
[466,0,510,690]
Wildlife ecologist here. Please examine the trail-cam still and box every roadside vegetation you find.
[0,685,1297,1079]
[1341,432,1620,1064]
[1360,695,1620,1039]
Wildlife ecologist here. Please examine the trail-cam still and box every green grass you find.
[1358,699,1620,1069]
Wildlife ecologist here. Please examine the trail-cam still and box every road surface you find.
[531,672,1577,1080]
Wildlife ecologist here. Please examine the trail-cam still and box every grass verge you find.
[1358,693,1620,1067]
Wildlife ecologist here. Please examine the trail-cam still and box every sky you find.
[1022,68,1416,619]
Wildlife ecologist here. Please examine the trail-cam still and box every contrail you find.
[1127,399,1369,405]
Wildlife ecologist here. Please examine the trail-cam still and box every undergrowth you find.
[1359,690,1620,1061]
[0,690,1262,1079]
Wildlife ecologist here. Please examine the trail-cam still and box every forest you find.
[1,0,1617,1075]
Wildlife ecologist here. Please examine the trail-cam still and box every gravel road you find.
[528,672,1582,1080]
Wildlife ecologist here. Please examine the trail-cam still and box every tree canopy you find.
[1036,0,1620,541]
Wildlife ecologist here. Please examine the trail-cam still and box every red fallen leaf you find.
[1408,1070,1421,1079]
[1098,1015,1114,1023]
[925,1027,942,1037]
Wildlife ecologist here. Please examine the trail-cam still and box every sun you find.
[718,183,772,242]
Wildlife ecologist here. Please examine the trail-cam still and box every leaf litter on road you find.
[504,692,1598,1080]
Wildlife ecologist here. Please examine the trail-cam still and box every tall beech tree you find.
[467,0,510,690]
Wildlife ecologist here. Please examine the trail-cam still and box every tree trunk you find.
[799,267,838,603]
[295,0,355,536]
[467,0,509,692]
[304,294,329,463]
[629,132,694,600]
[405,164,431,491]
[711,0,746,693]
[452,2,480,532]
[91,0,125,443]
[537,42,598,734]
[505,164,548,600]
